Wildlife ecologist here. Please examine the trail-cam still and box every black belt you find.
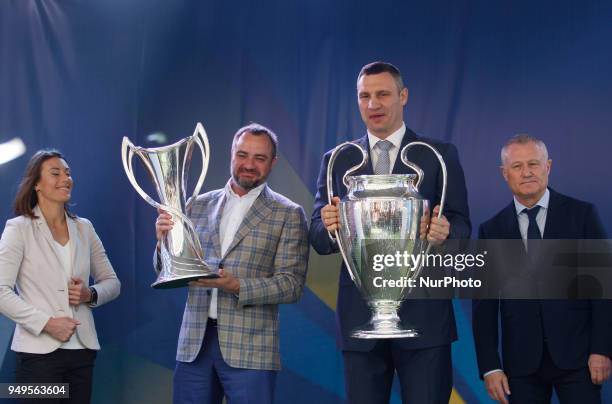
[207,318,218,327]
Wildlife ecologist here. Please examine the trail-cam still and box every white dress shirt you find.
[367,123,406,174]
[208,180,266,319]
[55,240,71,280]
[54,240,85,349]
[514,188,549,248]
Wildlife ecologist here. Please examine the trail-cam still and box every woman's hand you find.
[43,317,80,342]
[68,277,91,305]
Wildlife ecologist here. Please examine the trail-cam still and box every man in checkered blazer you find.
[155,123,309,404]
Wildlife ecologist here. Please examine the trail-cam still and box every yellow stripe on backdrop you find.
[450,389,466,404]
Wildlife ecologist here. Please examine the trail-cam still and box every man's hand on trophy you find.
[322,196,341,232]
[483,370,510,404]
[588,353,611,384]
[427,205,450,246]
[156,208,174,243]
[189,269,240,294]
[420,207,431,239]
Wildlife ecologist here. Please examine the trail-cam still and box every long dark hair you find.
[13,149,75,219]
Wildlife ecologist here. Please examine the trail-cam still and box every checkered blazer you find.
[173,185,308,370]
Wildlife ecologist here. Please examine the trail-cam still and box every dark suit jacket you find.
[309,127,471,351]
[472,188,612,377]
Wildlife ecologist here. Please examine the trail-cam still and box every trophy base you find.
[154,251,219,289]
[152,273,219,289]
[351,300,420,339]
[351,327,420,339]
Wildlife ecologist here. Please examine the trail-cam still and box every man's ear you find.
[400,87,408,106]
[500,165,508,182]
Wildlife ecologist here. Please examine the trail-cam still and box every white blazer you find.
[0,206,120,354]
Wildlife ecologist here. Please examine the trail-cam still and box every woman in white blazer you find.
[0,150,120,404]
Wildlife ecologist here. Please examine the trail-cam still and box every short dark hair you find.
[14,149,75,219]
[232,123,279,158]
[357,61,404,91]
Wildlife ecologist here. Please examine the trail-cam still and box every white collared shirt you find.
[208,180,266,319]
[514,188,550,248]
[367,123,406,174]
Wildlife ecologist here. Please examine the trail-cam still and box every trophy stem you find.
[351,300,420,339]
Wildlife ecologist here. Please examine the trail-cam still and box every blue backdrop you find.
[1,1,611,402]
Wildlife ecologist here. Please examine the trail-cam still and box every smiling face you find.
[35,157,73,205]
[357,72,408,138]
[501,141,551,207]
[230,132,277,196]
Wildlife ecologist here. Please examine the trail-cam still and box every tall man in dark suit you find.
[309,61,471,403]
[473,134,612,403]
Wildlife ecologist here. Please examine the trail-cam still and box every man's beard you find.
[232,170,264,191]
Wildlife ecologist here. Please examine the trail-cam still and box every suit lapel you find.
[222,186,274,259]
[498,202,529,262]
[542,188,562,239]
[33,206,69,280]
[501,202,522,239]
[354,136,373,175]
[492,201,538,292]
[391,128,418,174]
[209,193,226,258]
[66,216,78,278]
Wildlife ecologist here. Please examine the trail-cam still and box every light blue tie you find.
[373,140,393,174]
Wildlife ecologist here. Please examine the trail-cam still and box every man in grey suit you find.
[155,123,309,404]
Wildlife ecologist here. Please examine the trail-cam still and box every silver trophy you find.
[328,141,447,338]
[122,122,218,289]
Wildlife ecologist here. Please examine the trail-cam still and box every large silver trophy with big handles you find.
[328,141,447,338]
[122,122,218,289]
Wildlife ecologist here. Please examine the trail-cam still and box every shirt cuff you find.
[483,369,503,378]
[88,286,98,307]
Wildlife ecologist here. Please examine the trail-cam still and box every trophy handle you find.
[400,142,448,292]
[326,142,368,284]
[121,136,186,221]
[326,141,369,205]
[326,141,369,237]
[400,141,447,218]
[185,122,210,209]
[399,145,425,191]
